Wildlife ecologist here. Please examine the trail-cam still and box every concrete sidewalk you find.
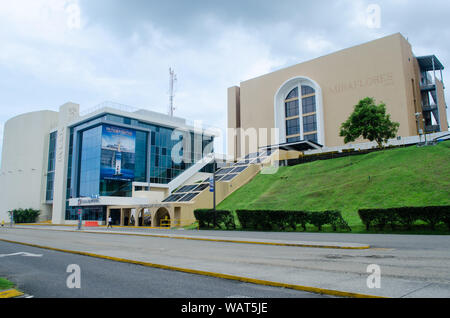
[12,225,370,249]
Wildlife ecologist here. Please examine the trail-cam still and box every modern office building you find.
[228,33,448,160]
[0,101,217,225]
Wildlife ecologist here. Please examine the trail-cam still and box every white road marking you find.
[0,252,43,258]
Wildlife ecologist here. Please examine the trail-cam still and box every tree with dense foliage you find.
[340,97,400,148]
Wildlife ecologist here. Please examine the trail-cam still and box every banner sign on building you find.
[101,125,136,182]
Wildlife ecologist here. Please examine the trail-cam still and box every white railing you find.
[79,101,140,117]
[304,131,450,155]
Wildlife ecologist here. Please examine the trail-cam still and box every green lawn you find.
[0,278,14,290]
[218,140,450,230]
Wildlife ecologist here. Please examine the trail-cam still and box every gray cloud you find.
[0,0,449,162]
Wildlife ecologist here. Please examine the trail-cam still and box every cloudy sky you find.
[1,0,449,158]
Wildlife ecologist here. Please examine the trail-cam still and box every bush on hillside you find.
[236,210,351,232]
[194,209,235,230]
[358,206,450,231]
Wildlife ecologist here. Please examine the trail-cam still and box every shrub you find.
[358,206,450,231]
[236,210,351,232]
[358,209,399,230]
[8,208,40,224]
[287,211,309,231]
[307,211,351,232]
[326,211,352,232]
[419,206,448,230]
[308,212,330,231]
[194,209,235,230]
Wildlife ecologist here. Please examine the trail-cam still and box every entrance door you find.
[110,209,121,225]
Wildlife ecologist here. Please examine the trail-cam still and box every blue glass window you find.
[46,131,57,201]
[78,126,102,197]
[305,133,318,143]
[301,85,315,96]
[302,96,316,114]
[286,87,298,99]
[286,118,300,136]
[285,100,299,118]
[303,115,317,133]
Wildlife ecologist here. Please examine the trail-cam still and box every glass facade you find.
[78,126,102,198]
[46,131,57,201]
[56,112,214,220]
[65,206,106,222]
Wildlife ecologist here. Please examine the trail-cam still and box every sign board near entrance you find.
[209,176,214,192]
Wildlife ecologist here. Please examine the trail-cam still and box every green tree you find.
[340,97,400,148]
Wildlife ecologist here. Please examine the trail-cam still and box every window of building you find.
[46,131,57,201]
[287,136,301,143]
[302,85,315,96]
[302,96,316,114]
[286,118,300,136]
[277,79,321,145]
[286,87,298,99]
[303,115,317,133]
[305,133,318,143]
[285,100,299,118]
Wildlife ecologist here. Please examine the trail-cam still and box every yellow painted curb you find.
[0,289,24,298]
[12,226,371,250]
[0,238,384,299]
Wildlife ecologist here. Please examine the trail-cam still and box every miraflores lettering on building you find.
[328,73,395,94]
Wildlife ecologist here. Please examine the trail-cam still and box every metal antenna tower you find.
[169,68,177,117]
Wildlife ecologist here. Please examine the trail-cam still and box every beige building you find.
[228,33,448,160]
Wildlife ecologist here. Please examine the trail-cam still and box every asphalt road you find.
[95,227,450,251]
[1,227,450,297]
[0,241,328,298]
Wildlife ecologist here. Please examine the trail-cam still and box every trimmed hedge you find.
[358,206,450,231]
[236,210,351,232]
[194,209,236,230]
[8,208,40,224]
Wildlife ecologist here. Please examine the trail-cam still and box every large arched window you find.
[284,85,318,143]
[275,77,324,145]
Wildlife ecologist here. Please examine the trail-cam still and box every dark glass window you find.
[134,130,148,182]
[303,115,317,133]
[287,136,301,143]
[302,96,316,114]
[286,87,298,100]
[301,85,315,96]
[78,126,102,198]
[285,100,299,118]
[286,118,300,136]
[305,133,318,143]
[46,131,57,201]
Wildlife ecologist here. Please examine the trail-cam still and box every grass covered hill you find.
[218,140,450,229]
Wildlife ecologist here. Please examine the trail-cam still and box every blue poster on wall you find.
[100,125,136,181]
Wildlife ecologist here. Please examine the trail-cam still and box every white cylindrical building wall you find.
[0,111,59,223]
